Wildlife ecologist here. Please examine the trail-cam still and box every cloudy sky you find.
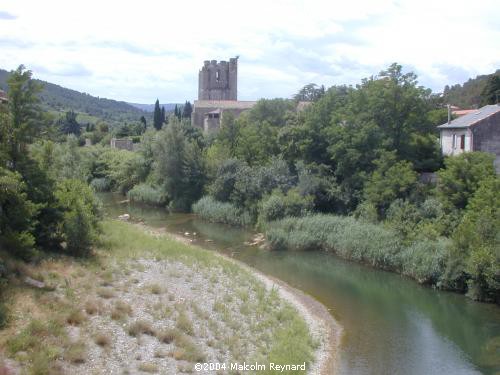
[0,0,499,103]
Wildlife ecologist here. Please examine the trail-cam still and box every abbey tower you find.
[198,57,238,100]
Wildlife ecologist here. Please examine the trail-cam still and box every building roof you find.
[193,100,257,110]
[438,104,500,129]
[452,109,478,116]
[205,108,222,115]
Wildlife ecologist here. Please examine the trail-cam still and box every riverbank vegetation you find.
[0,220,316,374]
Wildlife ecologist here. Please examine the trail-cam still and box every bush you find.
[55,179,102,256]
[192,196,252,226]
[90,177,111,192]
[258,189,313,226]
[400,239,449,284]
[0,168,38,259]
[127,183,167,206]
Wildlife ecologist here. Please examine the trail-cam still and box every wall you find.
[471,111,500,172]
[440,128,472,156]
[198,58,237,100]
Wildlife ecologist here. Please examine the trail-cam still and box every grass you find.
[127,183,166,206]
[192,196,253,226]
[156,328,180,344]
[138,362,159,373]
[97,287,116,299]
[94,332,112,347]
[176,311,194,336]
[0,219,317,374]
[128,320,156,337]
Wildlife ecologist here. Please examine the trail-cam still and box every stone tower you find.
[198,57,238,100]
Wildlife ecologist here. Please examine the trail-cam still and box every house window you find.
[452,134,456,149]
[460,135,465,150]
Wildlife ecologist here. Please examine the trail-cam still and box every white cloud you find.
[0,0,498,102]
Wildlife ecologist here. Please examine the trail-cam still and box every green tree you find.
[363,151,418,216]
[3,65,44,167]
[480,73,500,105]
[55,179,101,256]
[140,115,147,132]
[154,121,205,211]
[436,152,495,211]
[451,177,499,302]
[293,83,325,102]
[59,110,81,136]
[153,99,162,130]
[182,101,192,119]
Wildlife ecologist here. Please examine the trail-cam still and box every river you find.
[99,193,500,375]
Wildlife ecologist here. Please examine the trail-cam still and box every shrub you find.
[55,179,102,256]
[127,184,167,206]
[400,239,449,284]
[258,189,313,226]
[90,177,111,192]
[0,168,38,259]
[192,196,252,226]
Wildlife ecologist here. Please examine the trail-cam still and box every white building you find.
[437,104,500,172]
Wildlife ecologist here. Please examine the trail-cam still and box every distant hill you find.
[128,103,180,112]
[0,68,148,126]
[443,69,500,109]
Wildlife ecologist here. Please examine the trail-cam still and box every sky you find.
[0,0,499,103]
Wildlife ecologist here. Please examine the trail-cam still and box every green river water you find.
[99,193,500,375]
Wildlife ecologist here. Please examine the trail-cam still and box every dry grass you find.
[111,300,132,320]
[148,283,163,295]
[66,309,86,325]
[97,287,115,299]
[84,299,100,315]
[128,320,156,337]
[176,311,194,336]
[64,341,86,364]
[94,332,112,347]
[156,328,180,344]
[138,362,158,373]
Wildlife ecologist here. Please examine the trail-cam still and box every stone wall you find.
[198,58,237,100]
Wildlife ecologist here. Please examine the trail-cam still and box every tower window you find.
[215,70,220,82]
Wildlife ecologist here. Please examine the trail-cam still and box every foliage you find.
[436,152,495,210]
[0,167,38,258]
[450,177,500,302]
[363,152,418,217]
[127,183,167,206]
[258,189,313,226]
[480,73,500,106]
[153,121,205,211]
[443,69,500,108]
[192,196,252,226]
[55,179,101,256]
[153,99,162,130]
[58,110,81,136]
[0,68,148,127]
[293,83,325,102]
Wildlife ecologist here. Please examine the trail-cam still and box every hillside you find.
[128,103,179,112]
[0,68,147,126]
[443,69,500,109]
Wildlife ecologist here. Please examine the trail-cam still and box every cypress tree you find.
[182,101,193,118]
[161,106,166,124]
[153,99,162,130]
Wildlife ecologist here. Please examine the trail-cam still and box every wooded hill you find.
[443,69,500,109]
[0,68,147,127]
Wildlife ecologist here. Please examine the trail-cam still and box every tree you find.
[182,101,193,119]
[59,110,81,136]
[436,152,496,211]
[363,151,418,217]
[153,99,162,130]
[154,121,205,211]
[480,74,500,105]
[3,65,44,167]
[293,83,325,102]
[161,106,166,124]
[140,115,147,132]
[451,177,499,302]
